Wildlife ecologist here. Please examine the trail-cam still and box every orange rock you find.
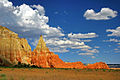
[86,62,109,69]
[31,35,85,69]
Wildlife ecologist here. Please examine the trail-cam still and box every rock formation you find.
[0,25,31,66]
[31,35,85,69]
[86,62,109,69]
[0,25,109,69]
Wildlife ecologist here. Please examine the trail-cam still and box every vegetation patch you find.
[0,74,7,80]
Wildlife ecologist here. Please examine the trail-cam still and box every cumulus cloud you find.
[84,8,117,20]
[91,56,95,59]
[107,27,120,37]
[68,33,98,39]
[104,38,120,42]
[49,47,69,53]
[30,37,92,53]
[0,0,64,38]
[94,46,100,48]
[70,38,92,42]
[114,48,120,53]
[78,53,94,55]
[45,38,91,52]
[81,48,99,53]
[79,48,99,56]
[0,0,98,54]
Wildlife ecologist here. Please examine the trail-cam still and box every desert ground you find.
[0,68,120,80]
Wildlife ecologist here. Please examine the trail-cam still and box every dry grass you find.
[0,68,120,80]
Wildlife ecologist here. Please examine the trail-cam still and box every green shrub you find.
[0,74,6,77]
[102,69,106,72]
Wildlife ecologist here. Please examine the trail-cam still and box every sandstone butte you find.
[0,25,109,69]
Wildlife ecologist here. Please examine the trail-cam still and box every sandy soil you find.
[0,68,120,80]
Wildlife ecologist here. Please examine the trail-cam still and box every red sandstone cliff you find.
[0,25,109,69]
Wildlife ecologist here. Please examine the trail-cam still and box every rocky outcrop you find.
[0,25,31,66]
[86,62,109,69]
[29,35,85,68]
[0,25,109,69]
[31,35,87,69]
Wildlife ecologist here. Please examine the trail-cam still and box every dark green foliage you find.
[95,69,98,71]
[14,62,30,68]
[0,74,6,77]
[102,69,106,72]
[30,65,40,68]
[13,62,42,69]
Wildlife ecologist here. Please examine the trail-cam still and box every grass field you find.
[0,68,120,80]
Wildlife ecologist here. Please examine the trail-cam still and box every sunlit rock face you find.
[0,25,31,66]
[0,25,109,69]
[31,35,87,69]
[86,62,109,69]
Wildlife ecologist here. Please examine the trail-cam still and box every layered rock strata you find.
[0,25,31,66]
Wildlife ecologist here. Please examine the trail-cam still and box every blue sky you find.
[0,0,120,64]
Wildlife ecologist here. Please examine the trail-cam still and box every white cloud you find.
[0,0,98,54]
[81,48,99,53]
[68,33,98,39]
[84,8,117,20]
[94,46,100,48]
[70,38,92,42]
[45,38,91,52]
[114,48,119,51]
[78,53,94,55]
[107,27,120,37]
[104,38,120,42]
[30,37,91,53]
[79,48,99,56]
[32,5,45,15]
[91,56,95,59]
[49,47,69,53]
[0,0,64,38]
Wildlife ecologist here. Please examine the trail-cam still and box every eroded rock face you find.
[0,25,31,66]
[0,25,109,69]
[31,35,86,69]
[86,62,109,69]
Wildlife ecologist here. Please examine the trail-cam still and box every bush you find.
[102,69,106,72]
[30,65,39,68]
[0,74,6,77]
[14,62,30,68]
